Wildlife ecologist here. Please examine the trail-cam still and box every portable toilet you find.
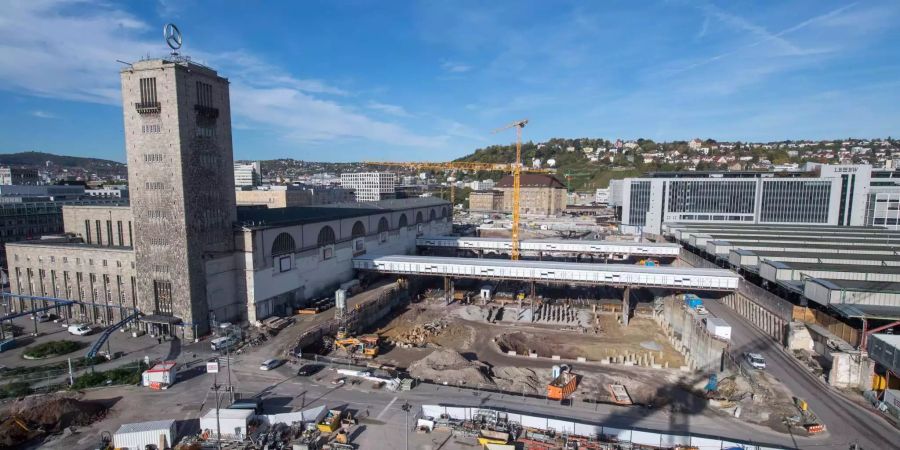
[480,285,493,302]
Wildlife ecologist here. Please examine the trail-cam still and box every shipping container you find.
[114,419,176,450]
[200,408,253,440]
[705,317,732,341]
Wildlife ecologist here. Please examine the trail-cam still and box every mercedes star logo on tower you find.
[164,23,182,51]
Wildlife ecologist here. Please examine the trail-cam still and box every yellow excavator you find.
[333,327,379,358]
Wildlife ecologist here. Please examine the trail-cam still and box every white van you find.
[211,335,240,351]
[67,324,92,336]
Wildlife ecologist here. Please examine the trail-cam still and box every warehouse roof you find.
[830,304,900,321]
[806,278,900,293]
[665,223,891,232]
[741,250,900,262]
[709,240,898,252]
[763,260,900,274]
[237,198,449,229]
[496,174,566,189]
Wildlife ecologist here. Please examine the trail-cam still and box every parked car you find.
[67,324,92,336]
[331,377,346,385]
[695,305,709,315]
[297,364,324,376]
[259,359,282,371]
[33,312,51,323]
[744,352,766,370]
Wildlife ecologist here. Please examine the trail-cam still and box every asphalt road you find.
[704,298,899,450]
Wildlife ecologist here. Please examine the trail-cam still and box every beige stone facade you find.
[235,186,354,208]
[62,205,134,246]
[496,174,568,215]
[469,190,503,212]
[6,242,136,325]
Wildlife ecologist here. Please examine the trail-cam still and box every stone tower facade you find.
[121,59,237,338]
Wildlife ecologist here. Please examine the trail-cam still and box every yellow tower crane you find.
[492,119,528,260]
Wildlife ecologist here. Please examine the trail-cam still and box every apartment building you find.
[340,172,396,201]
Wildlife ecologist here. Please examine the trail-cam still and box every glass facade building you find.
[611,164,899,234]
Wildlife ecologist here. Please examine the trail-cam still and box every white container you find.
[142,361,177,387]
[705,317,732,340]
[114,419,176,450]
[200,408,253,440]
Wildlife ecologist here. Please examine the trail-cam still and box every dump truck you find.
[547,371,578,400]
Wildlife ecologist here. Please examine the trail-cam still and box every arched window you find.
[271,233,296,256]
[351,221,366,238]
[429,209,437,221]
[415,211,423,224]
[442,206,449,218]
[317,226,336,247]
[398,214,408,228]
[377,217,389,233]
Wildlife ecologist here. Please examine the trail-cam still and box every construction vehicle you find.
[791,397,826,434]
[334,333,380,358]
[476,428,510,445]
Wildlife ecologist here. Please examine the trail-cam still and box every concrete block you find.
[679,365,691,372]
[651,363,662,369]
[600,358,610,365]
[576,356,586,362]
[551,355,561,360]
[529,352,538,358]
[507,350,516,356]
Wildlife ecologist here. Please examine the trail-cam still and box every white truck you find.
[705,317,732,341]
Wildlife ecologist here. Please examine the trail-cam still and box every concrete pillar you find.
[622,287,631,326]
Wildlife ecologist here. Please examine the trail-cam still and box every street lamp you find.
[401,401,412,450]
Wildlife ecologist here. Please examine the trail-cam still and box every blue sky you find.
[0,0,898,162]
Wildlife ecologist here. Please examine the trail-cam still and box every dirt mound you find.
[491,366,548,395]
[408,349,492,386]
[14,395,107,430]
[0,395,107,448]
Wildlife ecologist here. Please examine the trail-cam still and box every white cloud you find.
[0,0,444,153]
[366,101,413,118]
[440,60,472,73]
[31,110,57,119]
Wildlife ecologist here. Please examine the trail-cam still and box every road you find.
[704,298,899,449]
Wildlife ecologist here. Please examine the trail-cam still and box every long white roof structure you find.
[416,236,681,257]
[353,255,739,290]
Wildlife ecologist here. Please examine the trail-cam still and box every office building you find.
[0,167,40,185]
[234,162,261,187]
[340,172,396,201]
[6,55,451,338]
[609,165,900,234]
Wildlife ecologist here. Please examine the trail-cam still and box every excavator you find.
[333,327,380,358]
